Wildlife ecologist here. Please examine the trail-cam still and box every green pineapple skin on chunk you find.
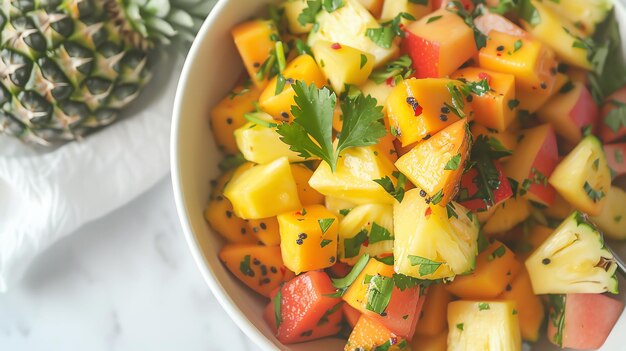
[525,211,618,295]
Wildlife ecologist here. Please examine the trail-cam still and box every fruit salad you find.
[206,0,626,350]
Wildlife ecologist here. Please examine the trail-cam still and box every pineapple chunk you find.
[234,120,305,164]
[380,0,431,22]
[277,205,339,273]
[308,0,398,67]
[224,157,301,219]
[591,186,626,240]
[312,41,375,93]
[525,211,618,294]
[325,196,358,217]
[309,145,398,205]
[548,135,611,216]
[447,301,522,351]
[359,79,394,109]
[231,20,278,88]
[358,0,384,18]
[338,204,394,265]
[482,196,531,235]
[283,0,313,34]
[394,190,479,280]
[543,0,612,36]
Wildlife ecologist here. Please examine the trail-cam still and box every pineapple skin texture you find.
[0,0,154,144]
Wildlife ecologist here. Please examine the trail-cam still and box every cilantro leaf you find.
[408,255,443,276]
[604,100,626,132]
[444,154,462,171]
[478,302,490,311]
[367,12,415,49]
[370,55,415,84]
[374,171,407,202]
[298,0,344,25]
[318,218,335,233]
[218,153,247,171]
[392,273,439,293]
[369,222,394,244]
[446,1,487,49]
[588,11,626,102]
[331,254,370,289]
[344,229,368,258]
[337,94,387,154]
[366,275,394,314]
[584,181,605,202]
[549,294,566,347]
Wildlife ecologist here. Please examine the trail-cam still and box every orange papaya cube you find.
[482,195,531,235]
[470,123,517,159]
[220,245,295,297]
[210,83,262,154]
[395,119,472,206]
[474,12,528,38]
[516,72,567,114]
[538,82,599,144]
[604,143,626,179]
[345,315,410,351]
[504,124,559,206]
[479,31,557,92]
[231,20,278,88]
[247,217,280,246]
[205,198,258,244]
[599,87,626,143]
[277,205,339,273]
[290,164,325,206]
[402,9,477,79]
[497,268,544,342]
[415,284,452,336]
[517,224,553,261]
[386,78,474,146]
[446,241,522,299]
[264,271,343,344]
[343,258,424,338]
[451,67,516,131]
[343,303,362,329]
[411,330,447,351]
[380,0,431,22]
[259,55,326,121]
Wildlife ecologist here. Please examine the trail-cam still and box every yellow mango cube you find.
[516,72,568,114]
[358,0,384,18]
[342,258,394,312]
[224,157,302,219]
[308,146,398,205]
[248,217,281,246]
[259,55,326,120]
[231,20,278,88]
[283,0,313,34]
[290,164,325,206]
[447,301,521,351]
[277,205,339,273]
[381,0,430,22]
[312,41,375,93]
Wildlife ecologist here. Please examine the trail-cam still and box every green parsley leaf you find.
[456,323,464,331]
[519,0,541,26]
[318,218,335,233]
[374,171,407,203]
[408,255,443,276]
[294,39,313,56]
[331,254,370,291]
[478,302,490,311]
[513,39,523,53]
[360,54,368,69]
[344,229,368,258]
[446,82,467,118]
[427,15,443,23]
[430,189,444,205]
[339,208,352,216]
[488,0,518,15]
[588,11,626,103]
[465,79,491,96]
[369,222,394,244]
[444,154,462,171]
[392,273,439,293]
[320,239,333,248]
[508,99,520,110]
[366,275,395,314]
[273,288,282,327]
[370,55,415,84]
[298,0,345,25]
[477,231,489,253]
[275,73,286,95]
[548,294,566,347]
[584,181,605,202]
[375,255,395,265]
[446,1,487,49]
[366,12,415,49]
[604,100,626,132]
[487,244,506,261]
[446,203,459,219]
[239,255,254,277]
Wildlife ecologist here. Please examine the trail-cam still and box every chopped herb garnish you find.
[456,323,464,331]
[430,190,444,205]
[320,239,333,248]
[508,99,520,110]
[446,203,459,219]
[275,73,286,95]
[330,254,370,295]
[339,208,352,216]
[446,1,487,49]
[273,288,282,328]
[409,0,428,4]
[374,171,407,203]
[584,181,605,202]
[318,218,335,234]
[239,255,254,277]
[408,255,443,276]
[298,0,345,25]
[588,10,626,103]
[375,255,395,265]
[366,12,415,49]
[369,222,394,244]
[244,112,278,128]
[487,245,506,261]
[427,15,443,23]
[370,55,415,84]
[478,302,490,311]
[360,54,368,69]
[228,79,252,100]
[615,149,624,164]
[392,273,438,293]
[444,154,462,171]
[277,81,386,172]
[465,79,491,96]
[582,124,593,137]
[513,309,518,315]
[477,231,489,253]
[593,158,600,171]
[446,82,467,118]
[366,275,394,314]
[344,229,368,258]
[548,294,566,347]
[294,39,313,56]
[604,100,626,132]
[513,39,523,53]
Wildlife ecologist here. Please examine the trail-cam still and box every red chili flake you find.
[532,86,537,90]
[280,266,287,276]
[362,238,370,247]
[478,72,491,84]
[413,104,423,116]
[386,77,396,87]
[390,337,398,345]
[496,53,502,57]
[425,207,432,217]
[330,43,342,50]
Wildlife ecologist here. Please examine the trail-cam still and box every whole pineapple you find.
[0,0,211,145]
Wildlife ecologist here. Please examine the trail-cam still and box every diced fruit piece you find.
[447,301,522,351]
[525,211,618,294]
[375,132,400,163]
[290,164,325,206]
[234,120,305,164]
[457,160,513,213]
[504,124,559,206]
[590,186,626,240]
[309,146,398,205]
[325,196,358,217]
[547,293,624,349]
[446,241,521,299]
[497,268,544,341]
[479,31,557,92]
[386,78,473,146]
[259,55,326,120]
[248,217,281,246]
[359,79,394,110]
[604,143,626,178]
[394,192,479,280]
[515,72,569,115]
[599,87,626,143]
[549,135,611,216]
[277,205,339,274]
[402,9,477,78]
[543,0,612,36]
[482,196,531,235]
[342,258,425,338]
[516,224,553,261]
[210,84,262,154]
[345,315,410,351]
[411,331,447,351]
[474,12,528,38]
[283,0,313,34]
[338,204,394,265]
[343,304,362,329]
[205,197,257,244]
[358,0,384,18]
[415,284,452,336]
[264,271,342,343]
[395,120,471,206]
[308,0,398,66]
[520,0,592,69]
[380,0,431,22]
[231,20,278,87]
[434,0,473,10]
[544,193,574,220]
[312,41,375,93]
[470,124,518,157]
[451,67,516,131]
[224,157,302,219]
[538,82,598,144]
[220,245,294,297]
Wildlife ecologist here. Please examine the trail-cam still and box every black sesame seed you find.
[329,256,336,263]
[441,106,450,114]
[540,82,547,90]
[380,312,388,317]
[241,227,246,234]
[298,233,308,239]
[466,95,474,103]
[226,117,233,125]
[506,284,512,291]
[301,330,313,337]
[419,189,427,197]
[252,226,259,233]
[406,97,416,105]
[506,270,511,276]
[225,211,232,218]
[496,45,505,52]
[253,258,260,265]
[296,239,304,245]
[439,114,448,122]
[270,266,278,274]
[542,258,551,265]
[260,222,267,230]
[253,62,260,68]
[259,277,270,285]
[423,134,431,140]
[281,112,289,119]
[260,265,268,276]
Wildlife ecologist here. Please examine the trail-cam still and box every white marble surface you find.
[0,177,261,351]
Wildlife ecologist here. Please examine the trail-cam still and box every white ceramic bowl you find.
[171,1,626,350]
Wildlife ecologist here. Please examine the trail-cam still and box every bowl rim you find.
[170,1,277,350]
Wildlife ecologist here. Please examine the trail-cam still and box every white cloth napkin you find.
[0,55,182,292]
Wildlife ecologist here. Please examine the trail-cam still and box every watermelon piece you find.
[604,143,626,178]
[263,271,343,344]
[458,160,513,212]
[547,293,624,350]
[343,304,361,329]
